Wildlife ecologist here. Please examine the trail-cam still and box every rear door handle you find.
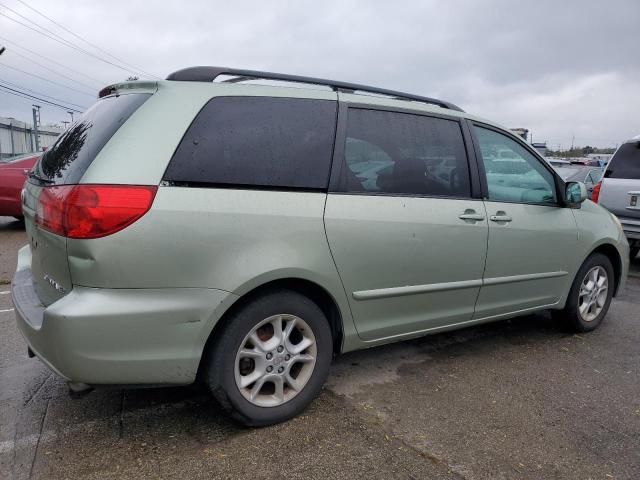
[490,214,512,223]
[458,210,485,222]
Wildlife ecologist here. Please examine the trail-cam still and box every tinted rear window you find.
[34,93,150,185]
[338,108,471,197]
[606,141,640,179]
[164,97,337,190]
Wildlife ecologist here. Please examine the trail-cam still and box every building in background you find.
[0,117,63,159]
[510,128,529,141]
[531,142,548,157]
[510,127,548,157]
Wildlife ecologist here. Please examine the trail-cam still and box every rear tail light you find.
[591,181,602,203]
[36,185,157,239]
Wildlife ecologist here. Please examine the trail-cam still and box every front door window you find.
[474,126,556,205]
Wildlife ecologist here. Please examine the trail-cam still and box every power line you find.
[14,0,160,80]
[0,62,96,96]
[0,83,83,112]
[0,34,107,85]
[0,2,74,41]
[0,10,146,78]
[0,3,96,58]
[6,49,102,91]
[1,2,127,73]
[0,76,87,109]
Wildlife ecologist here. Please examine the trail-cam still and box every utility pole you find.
[32,104,41,152]
[61,120,70,129]
[570,134,575,151]
[67,111,74,123]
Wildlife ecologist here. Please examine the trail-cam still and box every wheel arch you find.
[588,243,623,296]
[196,277,345,382]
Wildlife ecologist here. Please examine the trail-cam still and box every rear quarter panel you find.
[66,188,358,350]
[72,81,359,350]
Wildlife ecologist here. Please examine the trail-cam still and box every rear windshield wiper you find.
[28,171,54,185]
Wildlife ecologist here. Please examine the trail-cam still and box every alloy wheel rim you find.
[234,314,317,407]
[578,266,608,322]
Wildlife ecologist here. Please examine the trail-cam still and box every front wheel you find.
[206,290,333,426]
[556,253,614,332]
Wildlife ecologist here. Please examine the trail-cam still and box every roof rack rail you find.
[166,66,464,112]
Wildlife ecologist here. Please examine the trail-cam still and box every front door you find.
[324,106,488,341]
[470,124,578,319]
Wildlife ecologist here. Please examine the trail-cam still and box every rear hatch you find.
[598,140,640,220]
[24,91,151,306]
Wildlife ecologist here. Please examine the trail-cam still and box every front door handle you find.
[490,213,512,223]
[458,209,485,222]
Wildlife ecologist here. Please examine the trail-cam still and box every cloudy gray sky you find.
[1,0,638,148]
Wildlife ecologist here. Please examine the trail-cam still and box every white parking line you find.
[0,431,56,455]
[0,308,14,313]
[0,291,10,295]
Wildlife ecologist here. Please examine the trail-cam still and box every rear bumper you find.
[12,245,238,385]
[619,217,640,242]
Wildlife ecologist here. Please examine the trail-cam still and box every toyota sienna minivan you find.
[13,67,629,426]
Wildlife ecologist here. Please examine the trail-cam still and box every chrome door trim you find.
[352,271,567,301]
[482,270,568,286]
[352,278,483,300]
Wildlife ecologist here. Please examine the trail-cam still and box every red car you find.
[0,152,41,219]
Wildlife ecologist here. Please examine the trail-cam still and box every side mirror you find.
[565,181,587,207]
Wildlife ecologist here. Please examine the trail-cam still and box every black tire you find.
[630,247,639,260]
[555,253,614,332]
[206,290,332,427]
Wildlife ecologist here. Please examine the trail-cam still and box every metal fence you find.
[0,116,63,159]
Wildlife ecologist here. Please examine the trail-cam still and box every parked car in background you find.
[548,158,571,168]
[555,166,603,197]
[12,67,629,426]
[0,152,41,219]
[594,135,640,259]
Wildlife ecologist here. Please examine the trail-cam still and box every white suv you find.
[593,135,640,259]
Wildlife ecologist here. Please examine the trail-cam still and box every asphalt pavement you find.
[1,216,639,479]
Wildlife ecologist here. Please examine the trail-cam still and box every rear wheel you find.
[206,290,332,426]
[556,253,614,332]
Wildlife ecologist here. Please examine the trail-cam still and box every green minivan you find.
[13,67,629,426]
